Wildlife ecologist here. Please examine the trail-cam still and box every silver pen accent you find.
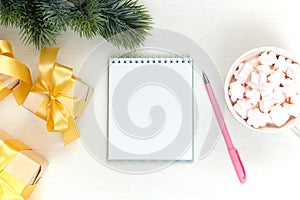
[202,71,209,84]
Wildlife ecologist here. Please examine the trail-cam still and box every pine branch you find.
[0,0,22,26]
[69,0,152,48]
[69,0,106,38]
[40,0,73,31]
[18,0,62,48]
[0,0,152,49]
[98,0,152,49]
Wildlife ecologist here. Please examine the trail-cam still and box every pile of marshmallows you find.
[229,51,300,129]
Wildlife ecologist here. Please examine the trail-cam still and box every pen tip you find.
[202,71,209,84]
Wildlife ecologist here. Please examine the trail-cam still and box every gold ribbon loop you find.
[0,40,14,58]
[0,40,32,105]
[31,48,80,145]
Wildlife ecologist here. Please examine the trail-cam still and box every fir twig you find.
[69,0,106,38]
[40,0,73,31]
[0,0,22,26]
[98,0,152,49]
[0,0,152,49]
[19,0,61,48]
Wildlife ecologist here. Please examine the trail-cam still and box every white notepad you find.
[108,58,194,161]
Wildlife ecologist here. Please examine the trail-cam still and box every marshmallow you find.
[268,70,285,86]
[248,58,259,67]
[248,72,259,88]
[247,108,270,128]
[269,104,290,127]
[246,89,260,105]
[257,72,267,89]
[290,95,300,105]
[258,51,277,66]
[259,99,274,113]
[283,103,300,118]
[273,87,285,104]
[248,71,267,90]
[295,77,300,94]
[274,56,291,72]
[234,99,253,119]
[234,62,253,83]
[283,79,297,97]
[259,86,285,112]
[229,80,245,102]
[257,64,272,76]
[286,63,300,79]
[261,83,275,100]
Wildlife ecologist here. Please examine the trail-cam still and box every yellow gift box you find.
[22,48,91,145]
[0,40,32,104]
[0,130,49,200]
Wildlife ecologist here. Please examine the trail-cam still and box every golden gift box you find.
[0,40,32,104]
[0,130,49,199]
[22,48,91,145]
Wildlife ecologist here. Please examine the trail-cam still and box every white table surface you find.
[2,0,300,199]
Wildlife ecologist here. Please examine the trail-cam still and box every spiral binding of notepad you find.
[109,57,192,65]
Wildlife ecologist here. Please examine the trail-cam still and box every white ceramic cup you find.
[224,47,300,135]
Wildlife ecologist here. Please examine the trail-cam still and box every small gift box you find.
[23,48,91,145]
[0,130,49,199]
[0,40,32,104]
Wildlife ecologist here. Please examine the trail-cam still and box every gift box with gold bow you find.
[0,130,49,199]
[23,48,91,145]
[0,40,32,104]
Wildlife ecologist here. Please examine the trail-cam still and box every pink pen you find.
[202,71,246,183]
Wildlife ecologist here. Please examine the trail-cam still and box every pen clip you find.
[229,148,246,183]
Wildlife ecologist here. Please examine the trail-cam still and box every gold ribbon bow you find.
[0,40,32,105]
[31,48,80,145]
[0,139,32,200]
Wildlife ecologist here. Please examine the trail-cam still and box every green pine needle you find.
[0,0,152,49]
[0,0,22,26]
[18,0,61,48]
[40,0,73,31]
[69,0,106,38]
[99,0,152,49]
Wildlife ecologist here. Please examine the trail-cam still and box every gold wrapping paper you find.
[22,48,91,145]
[0,40,32,104]
[0,130,49,199]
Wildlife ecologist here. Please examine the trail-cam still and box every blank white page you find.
[108,58,194,161]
